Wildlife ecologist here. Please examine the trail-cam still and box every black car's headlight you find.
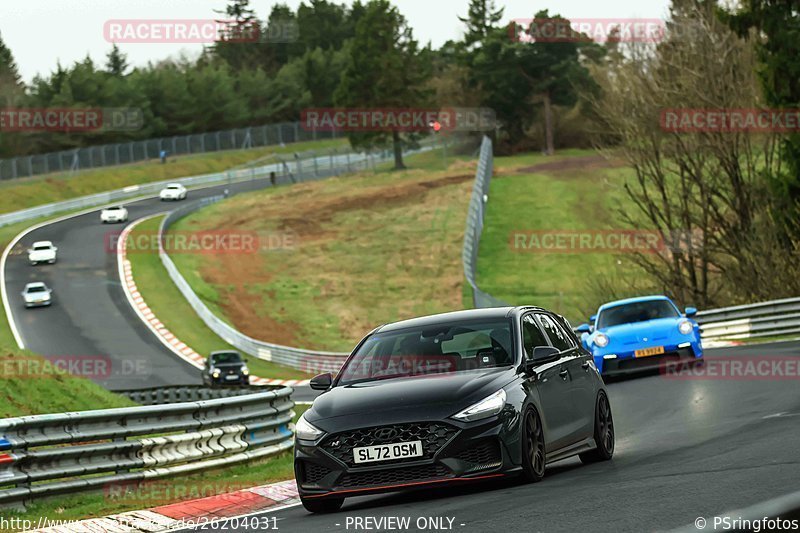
[296,413,325,440]
[452,389,507,422]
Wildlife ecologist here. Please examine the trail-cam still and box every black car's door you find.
[537,313,596,443]
[521,313,575,452]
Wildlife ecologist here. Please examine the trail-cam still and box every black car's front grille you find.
[302,462,331,484]
[338,464,451,488]
[321,422,459,467]
[454,439,501,465]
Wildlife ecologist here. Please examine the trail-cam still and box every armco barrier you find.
[0,388,294,507]
[696,297,800,341]
[118,384,282,405]
[462,136,510,309]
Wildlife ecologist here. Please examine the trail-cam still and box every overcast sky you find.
[2,0,672,83]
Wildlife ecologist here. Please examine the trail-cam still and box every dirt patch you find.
[514,154,612,174]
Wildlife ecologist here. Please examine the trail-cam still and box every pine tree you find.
[105,44,130,77]
[458,0,504,48]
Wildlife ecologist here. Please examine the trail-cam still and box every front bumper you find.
[596,345,702,376]
[210,374,249,386]
[25,300,51,308]
[294,416,517,500]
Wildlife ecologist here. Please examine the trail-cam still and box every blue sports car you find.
[577,295,703,377]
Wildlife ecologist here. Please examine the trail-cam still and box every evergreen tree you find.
[334,0,430,169]
[105,44,130,77]
[458,0,504,48]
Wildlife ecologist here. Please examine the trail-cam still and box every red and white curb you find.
[116,216,309,387]
[29,479,301,532]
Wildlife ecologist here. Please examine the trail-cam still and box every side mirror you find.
[53,247,58,252]
[203,360,209,367]
[685,307,697,318]
[524,346,561,372]
[310,373,333,391]
[576,323,591,334]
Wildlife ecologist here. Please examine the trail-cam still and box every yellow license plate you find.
[635,346,665,358]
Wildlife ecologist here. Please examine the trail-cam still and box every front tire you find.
[580,391,614,464]
[521,407,546,482]
[300,496,344,514]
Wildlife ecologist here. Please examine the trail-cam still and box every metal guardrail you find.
[0,388,294,507]
[118,384,282,406]
[156,143,439,373]
[696,297,800,341]
[462,136,510,309]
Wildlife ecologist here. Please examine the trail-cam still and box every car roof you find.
[25,282,47,289]
[32,241,53,247]
[209,350,240,356]
[374,306,550,333]
[598,295,672,312]
[166,183,183,187]
[106,205,124,209]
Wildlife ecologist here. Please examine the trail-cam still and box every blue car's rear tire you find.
[580,391,614,464]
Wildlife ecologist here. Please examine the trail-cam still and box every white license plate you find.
[353,440,423,464]
[225,374,239,380]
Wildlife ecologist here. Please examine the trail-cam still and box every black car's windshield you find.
[211,352,242,365]
[338,318,514,385]
[597,300,679,329]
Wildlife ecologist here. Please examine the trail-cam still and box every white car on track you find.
[27,241,58,265]
[159,183,188,201]
[100,205,129,224]
[22,282,53,308]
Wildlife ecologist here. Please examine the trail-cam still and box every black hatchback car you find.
[201,350,250,387]
[294,307,614,513]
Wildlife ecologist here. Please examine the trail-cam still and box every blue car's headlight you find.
[594,333,609,348]
[678,320,693,335]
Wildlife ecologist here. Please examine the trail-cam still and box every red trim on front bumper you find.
[303,473,507,499]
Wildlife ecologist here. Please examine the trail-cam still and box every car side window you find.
[522,314,549,358]
[536,314,574,352]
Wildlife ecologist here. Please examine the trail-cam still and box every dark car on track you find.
[201,350,250,387]
[294,307,614,513]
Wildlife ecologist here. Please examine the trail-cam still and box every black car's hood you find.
[306,367,517,430]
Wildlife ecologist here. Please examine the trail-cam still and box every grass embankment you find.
[165,146,654,348]
[476,150,648,323]
[0,138,347,215]
[168,148,474,352]
[125,217,310,380]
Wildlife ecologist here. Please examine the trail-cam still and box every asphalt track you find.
[3,175,317,399]
[188,340,800,533]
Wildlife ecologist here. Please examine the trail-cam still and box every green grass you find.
[3,405,308,526]
[477,150,649,324]
[125,217,312,380]
[0,138,348,215]
[169,149,472,352]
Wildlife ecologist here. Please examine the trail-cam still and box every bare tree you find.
[584,2,797,307]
